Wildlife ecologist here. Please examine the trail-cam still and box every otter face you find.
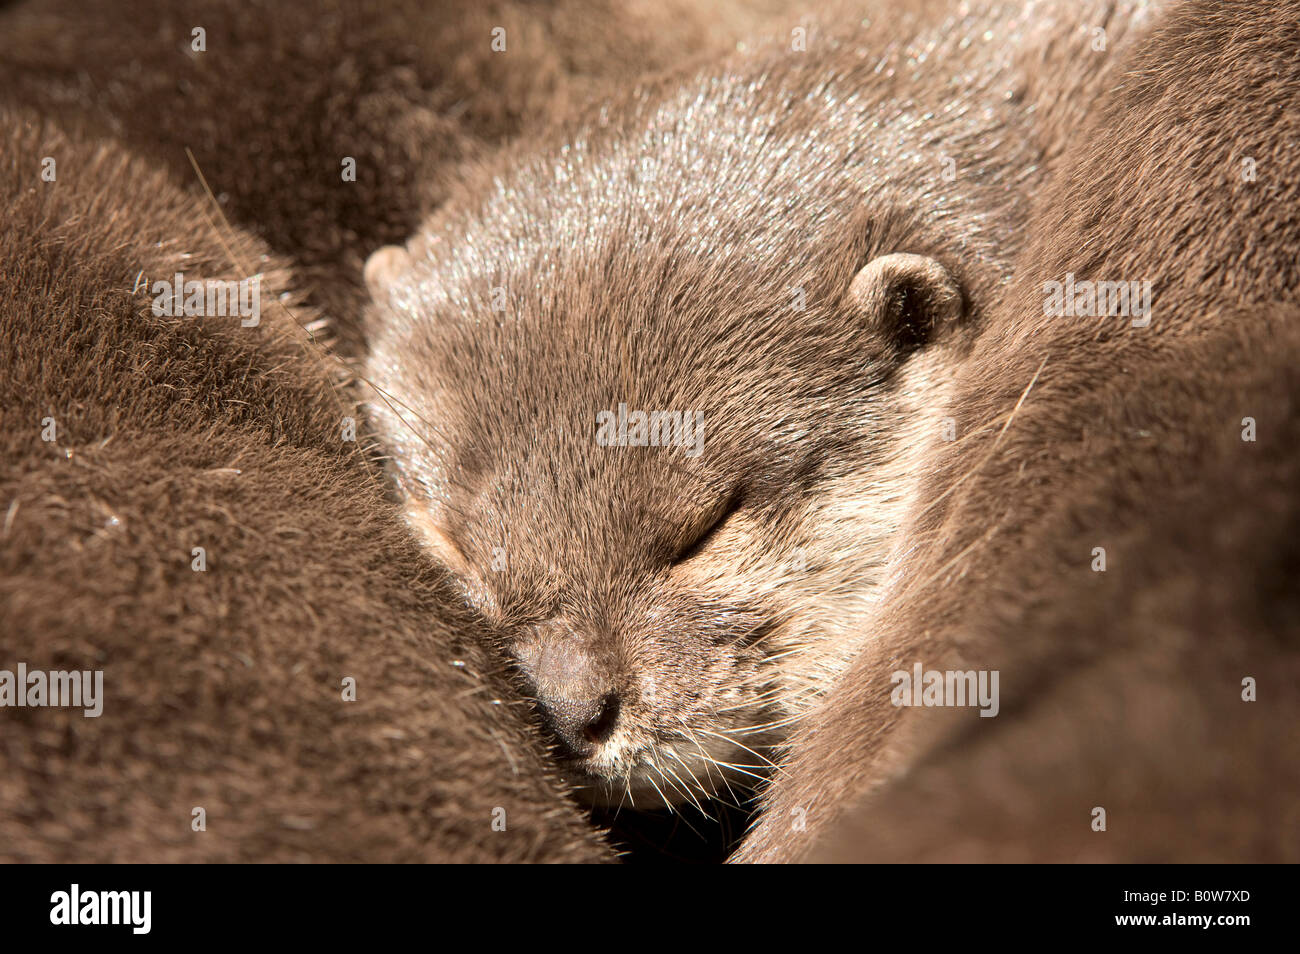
[362,83,976,802]
[365,223,968,806]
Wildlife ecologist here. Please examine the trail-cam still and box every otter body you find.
[736,0,1300,862]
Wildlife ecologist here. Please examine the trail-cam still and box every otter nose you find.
[517,627,621,756]
[538,692,620,757]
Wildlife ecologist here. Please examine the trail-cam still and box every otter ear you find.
[847,252,965,354]
[364,244,411,299]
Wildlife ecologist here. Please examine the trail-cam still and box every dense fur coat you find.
[3,0,1296,864]
[0,103,619,862]
[361,0,1159,808]
[736,0,1300,862]
[0,0,785,354]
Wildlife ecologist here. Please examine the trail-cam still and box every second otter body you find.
[363,0,1162,806]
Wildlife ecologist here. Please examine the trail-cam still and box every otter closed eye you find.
[670,489,744,567]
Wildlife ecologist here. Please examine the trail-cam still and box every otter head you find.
[362,101,975,806]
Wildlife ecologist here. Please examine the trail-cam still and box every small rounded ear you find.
[364,244,411,300]
[847,252,965,354]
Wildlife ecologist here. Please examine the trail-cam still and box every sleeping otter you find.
[362,0,1161,808]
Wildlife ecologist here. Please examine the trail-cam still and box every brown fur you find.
[7,0,1292,864]
[0,0,790,356]
[0,0,824,865]
[362,0,1159,810]
[735,0,1300,862]
[0,104,618,862]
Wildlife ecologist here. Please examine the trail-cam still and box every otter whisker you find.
[658,760,708,815]
[641,764,674,815]
[662,747,711,801]
[691,727,784,775]
[676,721,745,806]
